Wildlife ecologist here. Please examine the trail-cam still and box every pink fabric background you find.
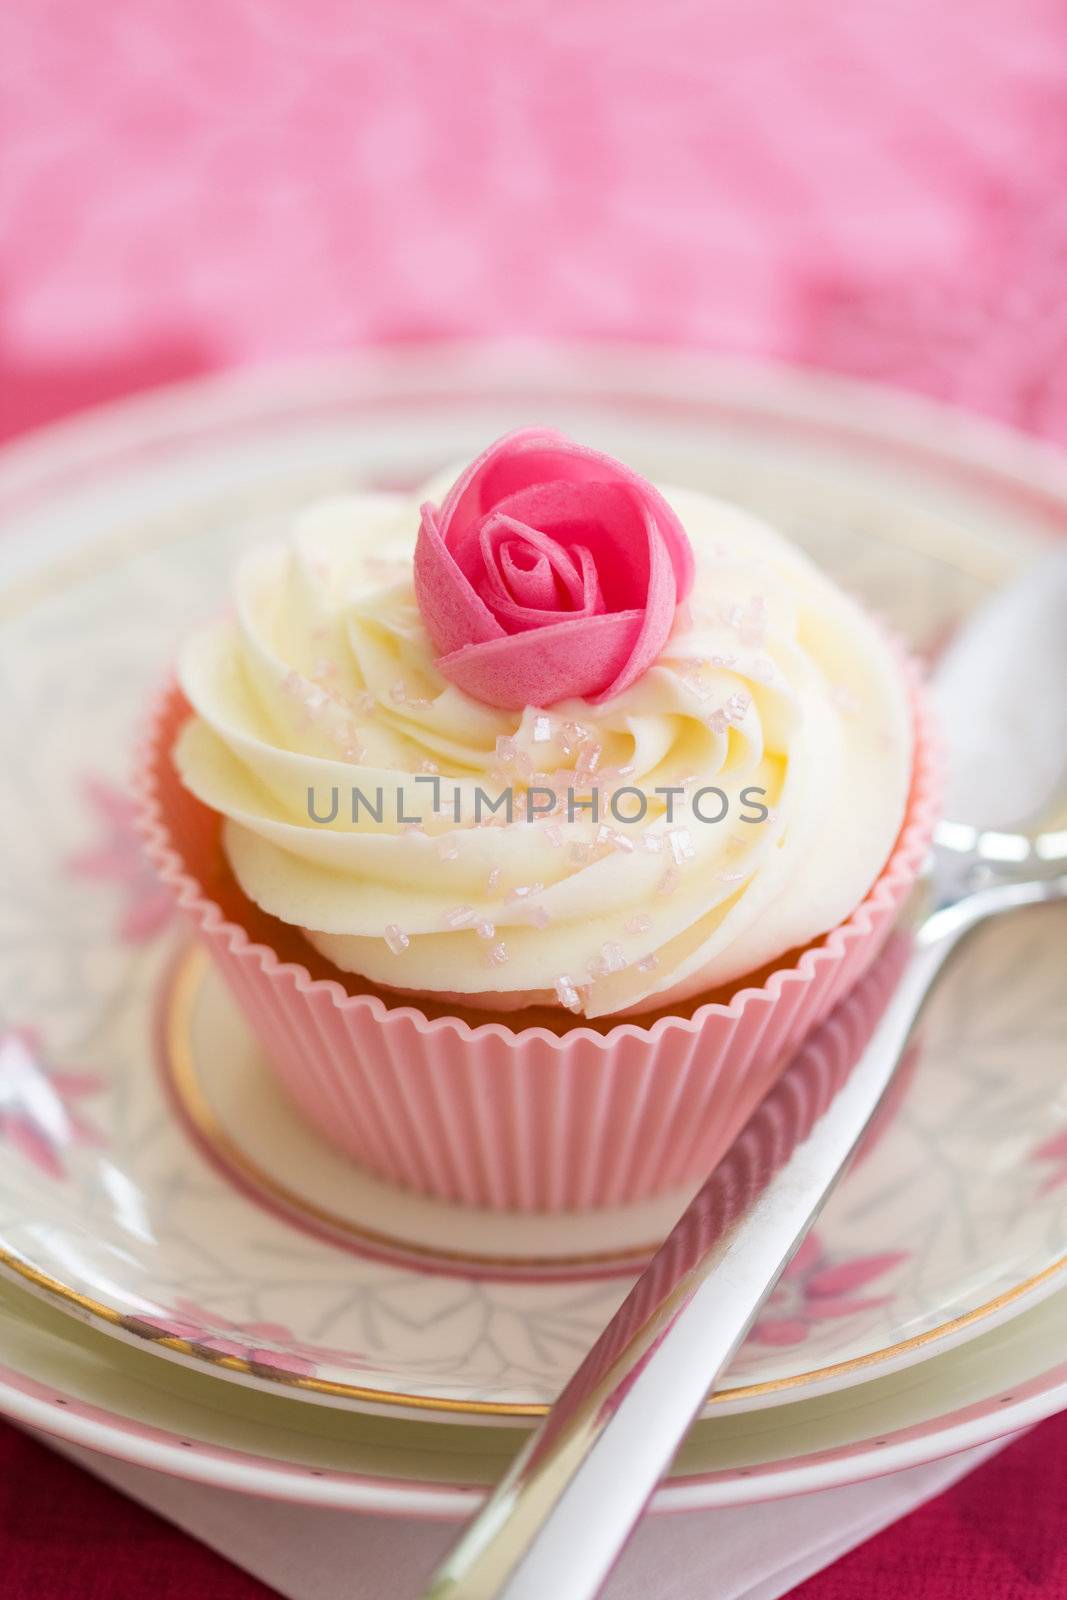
[2,1,1066,1594]
[2,0,1067,443]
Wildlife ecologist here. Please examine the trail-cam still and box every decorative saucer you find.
[0,343,1064,1422]
[1,1268,1065,1513]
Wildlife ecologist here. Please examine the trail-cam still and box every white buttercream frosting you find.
[174,479,912,1019]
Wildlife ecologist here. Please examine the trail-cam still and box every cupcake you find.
[139,429,936,1211]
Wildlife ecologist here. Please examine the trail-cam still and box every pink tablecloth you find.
[2,1,1067,446]
[1,1,1065,1594]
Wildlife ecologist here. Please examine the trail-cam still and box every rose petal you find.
[595,500,677,700]
[417,429,695,708]
[438,427,576,535]
[437,610,647,709]
[479,514,590,618]
[478,517,605,631]
[486,480,650,610]
[414,503,505,657]
[444,430,695,605]
[499,543,562,610]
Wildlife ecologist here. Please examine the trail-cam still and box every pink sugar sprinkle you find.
[281,671,330,728]
[506,882,542,902]
[437,837,459,861]
[707,708,728,735]
[668,826,695,864]
[637,954,659,973]
[681,664,713,700]
[532,714,553,743]
[496,735,519,763]
[384,924,410,955]
[487,867,502,893]
[443,905,476,930]
[625,913,653,935]
[343,743,366,763]
[725,692,751,724]
[709,653,737,669]
[525,904,551,929]
[544,823,564,848]
[599,941,627,974]
[718,868,746,883]
[740,596,767,647]
[475,919,496,941]
[657,866,681,898]
[390,681,408,705]
[559,720,589,753]
[567,842,592,867]
[555,976,582,1013]
[597,762,637,785]
[418,758,440,775]
[355,691,376,714]
[576,740,602,776]
[641,834,663,854]
[484,941,509,968]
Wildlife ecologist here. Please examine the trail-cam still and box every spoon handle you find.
[423,872,1065,1600]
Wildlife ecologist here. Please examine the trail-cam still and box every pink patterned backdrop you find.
[2,0,1066,442]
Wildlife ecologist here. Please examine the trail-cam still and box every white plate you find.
[0,1267,1065,1513]
[0,343,1065,1425]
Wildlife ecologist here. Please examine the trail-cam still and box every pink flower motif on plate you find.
[1034,1131,1067,1194]
[67,775,174,943]
[0,1026,104,1180]
[127,1297,365,1381]
[748,1233,908,1348]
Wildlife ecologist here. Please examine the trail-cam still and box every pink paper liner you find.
[134,664,939,1213]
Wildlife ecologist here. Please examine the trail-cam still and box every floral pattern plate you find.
[0,1267,1066,1514]
[0,344,1065,1423]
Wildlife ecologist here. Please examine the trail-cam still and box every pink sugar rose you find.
[414,429,695,709]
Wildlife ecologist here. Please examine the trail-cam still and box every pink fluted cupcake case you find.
[136,669,938,1213]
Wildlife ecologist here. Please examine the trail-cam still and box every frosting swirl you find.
[175,478,912,1019]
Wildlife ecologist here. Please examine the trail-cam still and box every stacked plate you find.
[0,344,1065,1518]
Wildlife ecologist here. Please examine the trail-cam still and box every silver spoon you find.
[423,549,1067,1600]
